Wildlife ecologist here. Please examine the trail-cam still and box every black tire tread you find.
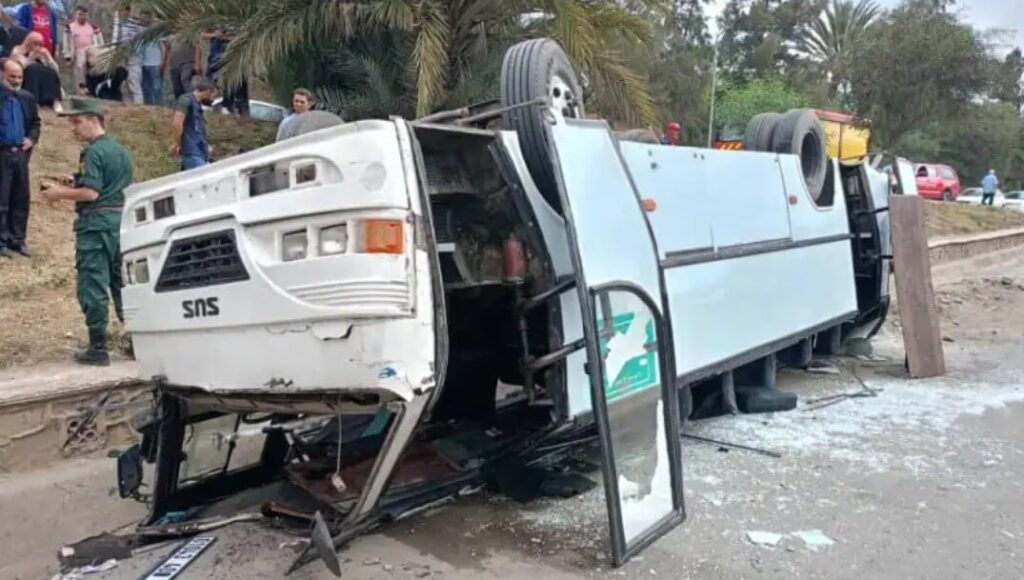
[772,109,828,201]
[743,112,781,152]
[501,38,583,210]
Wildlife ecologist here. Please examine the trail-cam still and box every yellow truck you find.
[815,109,871,160]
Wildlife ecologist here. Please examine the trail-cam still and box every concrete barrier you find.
[929,228,1024,265]
[0,362,148,471]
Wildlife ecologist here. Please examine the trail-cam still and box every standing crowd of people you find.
[0,1,251,111]
[0,2,264,365]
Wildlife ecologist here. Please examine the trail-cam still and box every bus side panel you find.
[623,145,858,384]
[664,241,857,380]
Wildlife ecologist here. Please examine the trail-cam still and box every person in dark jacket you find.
[0,23,29,58]
[0,58,40,258]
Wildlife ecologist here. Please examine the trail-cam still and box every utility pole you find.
[706,32,722,148]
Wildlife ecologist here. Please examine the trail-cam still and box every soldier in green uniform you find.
[42,99,133,366]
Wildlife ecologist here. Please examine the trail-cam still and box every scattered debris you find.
[153,511,188,526]
[52,559,120,580]
[139,536,216,580]
[278,540,307,551]
[794,529,835,551]
[683,433,783,458]
[136,513,262,539]
[58,533,134,569]
[805,362,841,375]
[330,473,348,494]
[804,367,880,410]
[942,336,955,343]
[983,459,999,467]
[854,353,889,362]
[1001,530,1016,540]
[363,557,381,566]
[261,501,315,523]
[401,562,435,578]
[82,559,119,574]
[311,511,341,577]
[746,531,784,547]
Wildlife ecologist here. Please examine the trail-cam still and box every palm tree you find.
[124,0,666,125]
[799,0,880,98]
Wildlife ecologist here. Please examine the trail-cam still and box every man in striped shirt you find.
[113,7,145,104]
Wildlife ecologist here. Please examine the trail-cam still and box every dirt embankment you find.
[924,200,1024,238]
[0,104,275,368]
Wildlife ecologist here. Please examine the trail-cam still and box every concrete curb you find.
[0,362,148,471]
[929,228,1024,265]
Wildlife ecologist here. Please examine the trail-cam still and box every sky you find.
[706,0,1024,54]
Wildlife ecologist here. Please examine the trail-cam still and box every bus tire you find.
[501,38,585,211]
[772,109,828,201]
[743,112,781,152]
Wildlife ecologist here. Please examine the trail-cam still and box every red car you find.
[914,163,961,201]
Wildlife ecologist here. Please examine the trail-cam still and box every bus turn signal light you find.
[362,220,404,254]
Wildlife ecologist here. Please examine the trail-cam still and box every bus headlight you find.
[132,259,150,284]
[319,224,348,256]
[282,230,308,262]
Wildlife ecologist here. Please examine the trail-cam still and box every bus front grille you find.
[155,230,250,293]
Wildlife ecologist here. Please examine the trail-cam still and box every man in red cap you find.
[661,121,681,146]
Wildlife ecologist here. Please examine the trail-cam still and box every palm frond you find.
[588,48,658,127]
[134,0,662,122]
[410,1,451,115]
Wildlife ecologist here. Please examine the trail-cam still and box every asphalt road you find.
[5,252,1024,580]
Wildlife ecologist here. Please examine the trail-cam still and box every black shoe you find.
[14,245,30,258]
[73,331,110,366]
[73,345,110,366]
[0,247,13,259]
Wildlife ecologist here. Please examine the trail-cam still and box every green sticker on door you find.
[598,312,659,402]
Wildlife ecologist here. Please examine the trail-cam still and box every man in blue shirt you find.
[170,76,216,170]
[0,58,40,258]
[981,169,999,206]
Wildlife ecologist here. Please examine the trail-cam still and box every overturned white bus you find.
[113,38,898,572]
